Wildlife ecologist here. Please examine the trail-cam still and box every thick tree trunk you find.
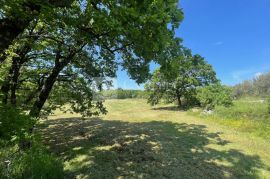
[176,89,182,108]
[29,66,63,117]
[177,94,182,108]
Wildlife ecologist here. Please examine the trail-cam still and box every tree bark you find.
[29,65,63,117]
[176,89,182,108]
[1,68,12,104]
[10,58,22,105]
[28,48,73,117]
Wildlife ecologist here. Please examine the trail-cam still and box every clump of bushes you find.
[197,84,233,110]
[0,105,37,143]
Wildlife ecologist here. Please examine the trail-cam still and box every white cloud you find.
[254,72,263,78]
[214,41,224,46]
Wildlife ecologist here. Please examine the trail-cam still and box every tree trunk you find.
[1,44,31,105]
[1,63,14,104]
[10,58,22,105]
[177,94,182,108]
[29,66,63,117]
[176,89,182,108]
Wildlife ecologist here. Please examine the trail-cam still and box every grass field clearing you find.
[39,99,270,178]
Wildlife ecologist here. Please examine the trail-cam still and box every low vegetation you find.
[0,107,63,178]
[196,84,233,110]
[0,138,64,179]
[101,89,147,99]
[190,99,270,140]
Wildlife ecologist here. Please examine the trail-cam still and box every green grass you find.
[0,138,64,179]
[38,99,270,178]
[190,99,270,140]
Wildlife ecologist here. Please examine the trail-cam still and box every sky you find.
[115,0,270,89]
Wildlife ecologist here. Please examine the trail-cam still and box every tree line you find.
[232,71,270,98]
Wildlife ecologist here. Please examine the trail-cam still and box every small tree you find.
[146,45,217,108]
[197,83,233,110]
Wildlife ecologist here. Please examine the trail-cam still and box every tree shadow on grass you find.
[152,106,182,111]
[38,118,268,179]
[151,105,194,111]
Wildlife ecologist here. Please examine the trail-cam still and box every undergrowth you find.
[189,99,270,140]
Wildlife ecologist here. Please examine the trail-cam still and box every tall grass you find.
[191,99,270,140]
[0,137,64,179]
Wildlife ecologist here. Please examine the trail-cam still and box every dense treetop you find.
[0,0,183,117]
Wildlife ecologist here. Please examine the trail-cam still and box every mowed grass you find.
[39,99,270,179]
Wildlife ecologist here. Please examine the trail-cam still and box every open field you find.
[39,99,270,178]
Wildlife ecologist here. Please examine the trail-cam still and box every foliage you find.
[190,99,270,140]
[197,83,233,110]
[146,44,217,108]
[101,89,147,99]
[0,138,64,179]
[0,0,183,118]
[0,105,36,141]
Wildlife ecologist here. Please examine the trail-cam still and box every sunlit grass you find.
[190,100,270,140]
[38,99,270,178]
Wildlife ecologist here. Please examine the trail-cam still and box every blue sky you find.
[115,0,270,89]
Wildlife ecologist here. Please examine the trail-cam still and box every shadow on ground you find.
[38,118,267,179]
[151,106,192,111]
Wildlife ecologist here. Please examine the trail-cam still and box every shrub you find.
[0,105,36,142]
[0,139,64,179]
[197,84,233,110]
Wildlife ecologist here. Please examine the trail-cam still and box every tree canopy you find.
[0,0,183,117]
[145,42,217,108]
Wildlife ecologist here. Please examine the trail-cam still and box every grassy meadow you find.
[190,98,270,140]
[38,99,270,179]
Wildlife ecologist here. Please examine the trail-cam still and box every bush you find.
[197,84,233,110]
[0,105,36,142]
[0,105,63,178]
[0,139,64,179]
